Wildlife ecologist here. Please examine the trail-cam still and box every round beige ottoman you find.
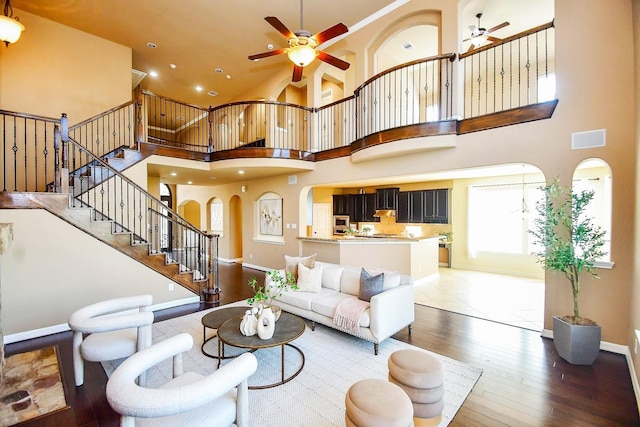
[345,378,413,427]
[388,349,445,422]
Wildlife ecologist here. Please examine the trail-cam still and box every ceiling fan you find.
[464,13,510,52]
[248,0,350,82]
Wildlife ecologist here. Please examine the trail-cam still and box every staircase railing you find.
[65,136,217,292]
[0,109,61,192]
[69,100,136,159]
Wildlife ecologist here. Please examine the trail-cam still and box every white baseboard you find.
[4,296,200,344]
[241,262,268,272]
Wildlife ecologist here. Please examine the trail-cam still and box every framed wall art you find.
[259,198,283,236]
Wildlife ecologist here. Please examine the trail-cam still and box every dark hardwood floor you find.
[6,263,639,426]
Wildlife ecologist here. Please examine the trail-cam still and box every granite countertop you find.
[298,235,441,243]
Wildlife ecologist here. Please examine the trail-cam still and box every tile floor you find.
[414,268,544,331]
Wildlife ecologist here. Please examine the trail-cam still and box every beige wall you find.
[0,9,131,123]
[0,209,194,336]
[631,0,640,389]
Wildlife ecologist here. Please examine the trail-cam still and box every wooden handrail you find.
[459,21,554,59]
[355,53,457,93]
[0,109,60,123]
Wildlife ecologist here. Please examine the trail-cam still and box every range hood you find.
[373,209,396,217]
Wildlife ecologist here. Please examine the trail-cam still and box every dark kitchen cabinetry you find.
[397,191,424,223]
[332,195,350,216]
[397,189,450,224]
[350,193,378,222]
[376,188,399,210]
[423,189,449,224]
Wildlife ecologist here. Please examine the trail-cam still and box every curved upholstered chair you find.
[106,333,258,427]
[68,294,154,387]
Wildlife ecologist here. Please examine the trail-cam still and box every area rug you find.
[0,346,68,427]
[103,304,482,426]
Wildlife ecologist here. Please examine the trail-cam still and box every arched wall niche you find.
[366,10,442,78]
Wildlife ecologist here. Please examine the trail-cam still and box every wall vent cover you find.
[571,129,606,150]
[401,42,415,51]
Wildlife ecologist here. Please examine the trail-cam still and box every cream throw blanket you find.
[333,298,369,332]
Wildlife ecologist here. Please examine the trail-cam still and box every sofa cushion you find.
[316,262,344,291]
[284,254,316,280]
[297,263,322,292]
[358,268,385,302]
[276,287,337,311]
[364,268,402,291]
[340,267,361,296]
[311,293,370,327]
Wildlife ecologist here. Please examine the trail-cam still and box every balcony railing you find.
[135,22,553,154]
[458,21,555,118]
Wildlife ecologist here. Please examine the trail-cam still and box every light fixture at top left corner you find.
[0,0,25,47]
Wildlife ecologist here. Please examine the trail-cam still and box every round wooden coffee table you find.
[217,311,306,389]
[200,306,251,359]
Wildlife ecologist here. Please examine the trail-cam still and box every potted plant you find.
[529,177,607,365]
[247,270,298,320]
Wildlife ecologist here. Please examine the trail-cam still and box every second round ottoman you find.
[388,349,445,422]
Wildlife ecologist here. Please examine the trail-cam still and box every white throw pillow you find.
[322,264,344,291]
[296,263,323,292]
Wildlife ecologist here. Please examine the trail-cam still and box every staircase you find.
[0,107,218,298]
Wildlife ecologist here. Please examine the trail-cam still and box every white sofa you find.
[273,261,415,354]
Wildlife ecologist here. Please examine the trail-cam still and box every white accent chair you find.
[68,294,154,387]
[106,333,258,427]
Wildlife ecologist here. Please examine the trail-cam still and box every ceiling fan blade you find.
[463,36,473,42]
[487,21,509,34]
[265,16,295,39]
[466,44,476,53]
[486,36,502,43]
[313,22,348,44]
[292,65,303,82]
[317,51,350,70]
[248,48,286,61]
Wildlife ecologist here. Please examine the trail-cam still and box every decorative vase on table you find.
[240,309,258,336]
[257,306,276,340]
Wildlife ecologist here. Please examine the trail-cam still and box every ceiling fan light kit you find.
[248,0,349,82]
[464,12,509,53]
[0,0,25,46]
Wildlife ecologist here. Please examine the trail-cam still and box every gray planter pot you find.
[553,316,601,365]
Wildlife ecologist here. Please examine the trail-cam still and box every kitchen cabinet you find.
[332,195,350,216]
[376,188,399,210]
[350,193,378,222]
[423,189,449,224]
[397,191,424,223]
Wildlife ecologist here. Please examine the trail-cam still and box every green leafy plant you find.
[529,177,607,324]
[247,270,298,307]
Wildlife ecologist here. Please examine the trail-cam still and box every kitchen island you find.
[298,235,440,282]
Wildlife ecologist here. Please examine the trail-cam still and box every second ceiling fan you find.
[248,0,350,82]
[464,13,510,52]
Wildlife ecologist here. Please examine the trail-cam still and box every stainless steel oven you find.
[333,215,350,235]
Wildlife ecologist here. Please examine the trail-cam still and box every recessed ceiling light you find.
[215,68,223,73]
[169,63,177,69]
[149,70,158,77]
[238,170,245,174]
[209,176,217,180]
[187,181,193,185]
[147,42,157,48]
[170,172,177,176]
[226,75,232,80]
[195,86,203,91]
[267,44,274,50]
